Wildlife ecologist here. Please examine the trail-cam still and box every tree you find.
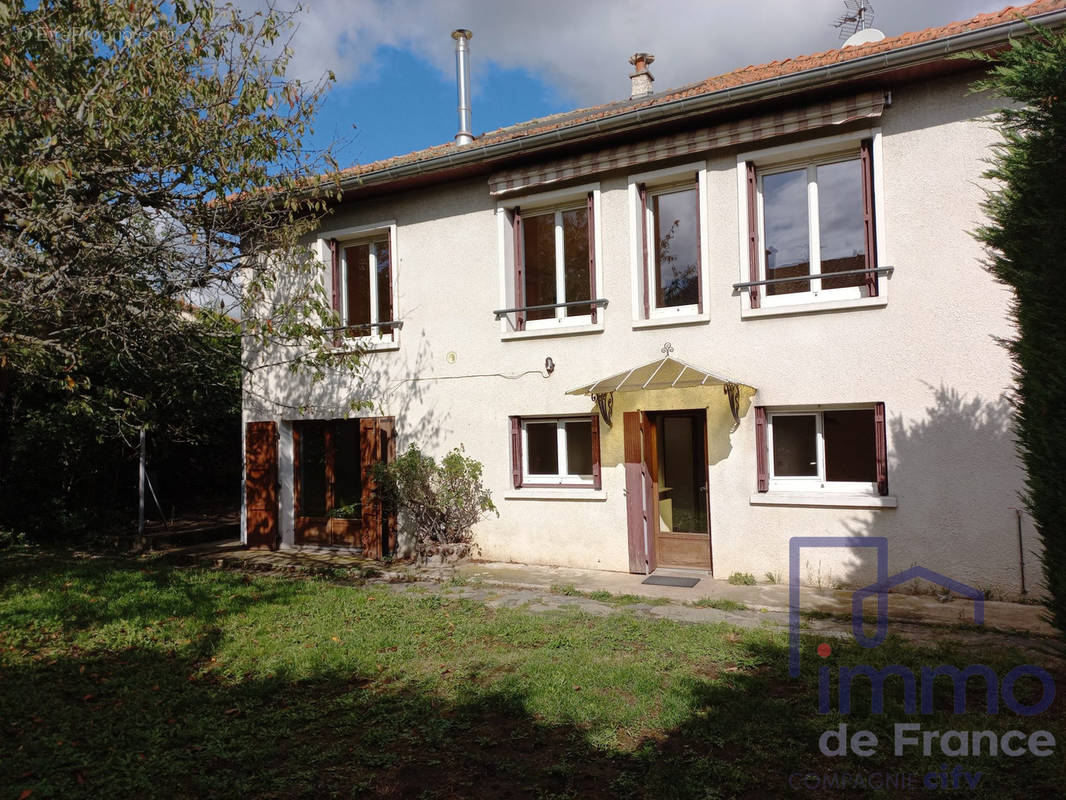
[0,1,356,529]
[971,24,1066,634]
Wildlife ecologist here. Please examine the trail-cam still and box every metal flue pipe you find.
[452,29,473,145]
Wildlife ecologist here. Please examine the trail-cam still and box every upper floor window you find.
[739,134,884,312]
[519,202,592,327]
[325,223,400,346]
[631,162,708,323]
[496,184,604,335]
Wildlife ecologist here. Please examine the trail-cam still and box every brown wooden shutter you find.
[874,401,888,496]
[509,416,522,489]
[359,418,384,558]
[245,421,279,549]
[590,413,601,490]
[378,417,397,554]
[326,237,338,345]
[745,161,761,309]
[860,139,878,297]
[329,238,340,312]
[623,411,648,573]
[754,406,769,492]
[512,207,525,331]
[587,191,597,323]
[639,183,650,318]
[695,175,704,315]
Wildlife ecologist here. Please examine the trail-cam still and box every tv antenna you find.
[833,0,875,40]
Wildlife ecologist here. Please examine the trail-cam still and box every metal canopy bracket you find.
[591,392,614,426]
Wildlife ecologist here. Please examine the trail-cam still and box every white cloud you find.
[254,0,1010,106]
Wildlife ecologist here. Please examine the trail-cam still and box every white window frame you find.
[521,417,595,487]
[767,407,878,495]
[629,161,709,327]
[520,203,592,330]
[496,183,603,339]
[737,130,887,318]
[317,221,399,351]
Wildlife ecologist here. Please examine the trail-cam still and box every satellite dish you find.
[843,27,886,48]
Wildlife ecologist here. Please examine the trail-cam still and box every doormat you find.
[642,575,700,588]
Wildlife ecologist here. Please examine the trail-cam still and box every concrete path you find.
[454,561,1058,637]
[170,543,1061,658]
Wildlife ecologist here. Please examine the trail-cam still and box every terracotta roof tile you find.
[335,0,1065,183]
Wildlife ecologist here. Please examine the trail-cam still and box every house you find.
[242,0,1066,594]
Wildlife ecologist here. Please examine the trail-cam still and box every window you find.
[497,184,602,333]
[742,137,880,310]
[326,225,399,343]
[754,404,888,495]
[631,163,707,321]
[509,415,601,488]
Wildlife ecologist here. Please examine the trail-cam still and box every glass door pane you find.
[331,420,363,520]
[297,424,327,518]
[657,415,707,534]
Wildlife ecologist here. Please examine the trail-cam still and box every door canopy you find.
[566,356,756,427]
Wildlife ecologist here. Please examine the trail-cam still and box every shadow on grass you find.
[1,553,1063,799]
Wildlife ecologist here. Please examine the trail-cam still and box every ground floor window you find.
[509,415,601,489]
[755,403,887,494]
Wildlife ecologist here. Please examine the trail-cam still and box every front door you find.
[651,411,711,570]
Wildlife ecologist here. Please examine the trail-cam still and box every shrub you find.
[375,445,497,561]
[727,572,757,586]
[970,24,1066,635]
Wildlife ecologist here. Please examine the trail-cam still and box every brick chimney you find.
[628,52,655,99]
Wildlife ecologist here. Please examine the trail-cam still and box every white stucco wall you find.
[244,73,1038,597]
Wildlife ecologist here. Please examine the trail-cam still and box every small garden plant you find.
[375,444,496,562]
[727,572,757,586]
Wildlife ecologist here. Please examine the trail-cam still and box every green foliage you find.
[727,572,756,586]
[969,24,1066,635]
[691,598,748,611]
[374,444,497,560]
[0,2,355,533]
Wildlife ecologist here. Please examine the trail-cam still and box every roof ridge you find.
[333,0,1065,183]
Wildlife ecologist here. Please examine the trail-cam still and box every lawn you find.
[0,550,1062,798]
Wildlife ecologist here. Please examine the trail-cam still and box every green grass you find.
[549,583,671,606]
[0,550,1063,798]
[727,572,757,586]
[690,598,748,612]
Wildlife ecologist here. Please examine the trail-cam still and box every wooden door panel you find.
[623,411,647,573]
[656,532,711,569]
[245,421,278,549]
[643,413,658,574]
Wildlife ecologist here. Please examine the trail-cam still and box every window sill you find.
[741,294,887,319]
[504,489,608,501]
[501,324,604,341]
[631,314,709,330]
[749,492,897,509]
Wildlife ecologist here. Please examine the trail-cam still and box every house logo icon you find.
[787,536,985,678]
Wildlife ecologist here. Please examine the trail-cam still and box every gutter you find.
[335,8,1066,194]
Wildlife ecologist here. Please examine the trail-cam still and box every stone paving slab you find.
[455,560,1058,638]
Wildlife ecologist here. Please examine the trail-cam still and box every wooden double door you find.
[624,409,712,573]
[292,417,395,557]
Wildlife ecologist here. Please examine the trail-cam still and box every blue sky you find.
[271,0,1011,168]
